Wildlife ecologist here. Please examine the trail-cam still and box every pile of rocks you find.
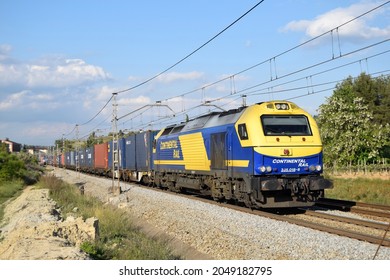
[0,187,98,260]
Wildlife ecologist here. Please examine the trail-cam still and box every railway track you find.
[57,168,390,251]
[227,203,390,248]
[316,197,390,219]
[152,190,390,248]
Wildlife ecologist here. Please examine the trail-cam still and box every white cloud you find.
[156,71,204,83]
[0,54,110,89]
[118,95,151,106]
[0,90,61,111]
[0,91,27,110]
[282,1,390,41]
[0,63,26,86]
[27,58,110,88]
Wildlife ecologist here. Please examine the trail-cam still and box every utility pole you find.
[62,134,65,169]
[111,93,120,195]
[75,124,80,178]
[56,143,59,167]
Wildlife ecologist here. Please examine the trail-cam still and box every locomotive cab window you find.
[261,115,312,136]
[161,126,174,136]
[238,123,249,140]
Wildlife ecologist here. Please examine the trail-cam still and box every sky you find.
[0,0,389,146]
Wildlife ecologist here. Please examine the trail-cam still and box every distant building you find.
[1,139,22,153]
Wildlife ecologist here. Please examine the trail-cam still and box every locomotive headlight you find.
[275,103,289,110]
[309,165,322,172]
[259,166,272,173]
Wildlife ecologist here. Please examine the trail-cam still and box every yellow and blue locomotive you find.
[153,100,332,208]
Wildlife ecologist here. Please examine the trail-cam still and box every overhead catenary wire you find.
[110,38,390,134]
[61,0,266,139]
[79,94,114,126]
[126,67,390,133]
[145,1,390,106]
[66,1,390,140]
[237,48,390,97]
[154,44,390,118]
[115,0,266,95]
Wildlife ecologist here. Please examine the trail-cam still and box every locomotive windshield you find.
[261,115,312,136]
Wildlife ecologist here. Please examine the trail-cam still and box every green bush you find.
[0,144,26,182]
[0,144,42,184]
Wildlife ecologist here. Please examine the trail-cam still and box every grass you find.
[0,180,25,222]
[325,176,390,205]
[38,174,179,260]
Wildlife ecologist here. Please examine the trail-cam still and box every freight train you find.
[55,100,332,208]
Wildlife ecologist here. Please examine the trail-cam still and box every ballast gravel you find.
[52,168,390,260]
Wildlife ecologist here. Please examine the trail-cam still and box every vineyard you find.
[326,159,390,179]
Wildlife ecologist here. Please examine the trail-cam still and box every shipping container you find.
[85,146,94,171]
[136,130,157,171]
[120,131,156,182]
[78,148,87,170]
[65,151,76,169]
[124,134,136,170]
[94,143,109,171]
[70,151,76,166]
[65,151,71,167]
[108,138,126,170]
[61,153,65,167]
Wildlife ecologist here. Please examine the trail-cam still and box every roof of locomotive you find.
[160,106,248,136]
[159,101,303,136]
[183,106,247,132]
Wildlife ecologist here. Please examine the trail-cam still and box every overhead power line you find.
[115,0,266,95]
[153,1,390,105]
[61,0,266,139]
[65,0,390,139]
[79,94,114,126]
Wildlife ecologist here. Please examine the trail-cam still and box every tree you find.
[317,74,390,167]
[0,143,26,181]
[86,132,97,148]
[352,73,390,126]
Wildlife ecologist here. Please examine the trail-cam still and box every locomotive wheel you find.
[242,193,254,209]
[167,181,180,193]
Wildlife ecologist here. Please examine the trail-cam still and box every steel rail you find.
[316,198,390,219]
[303,209,390,231]
[318,197,390,211]
[68,170,390,248]
[193,199,390,248]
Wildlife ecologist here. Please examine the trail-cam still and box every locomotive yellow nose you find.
[281,148,292,156]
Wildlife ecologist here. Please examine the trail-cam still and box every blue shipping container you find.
[108,138,126,170]
[136,131,157,171]
[124,134,136,170]
[85,146,94,169]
